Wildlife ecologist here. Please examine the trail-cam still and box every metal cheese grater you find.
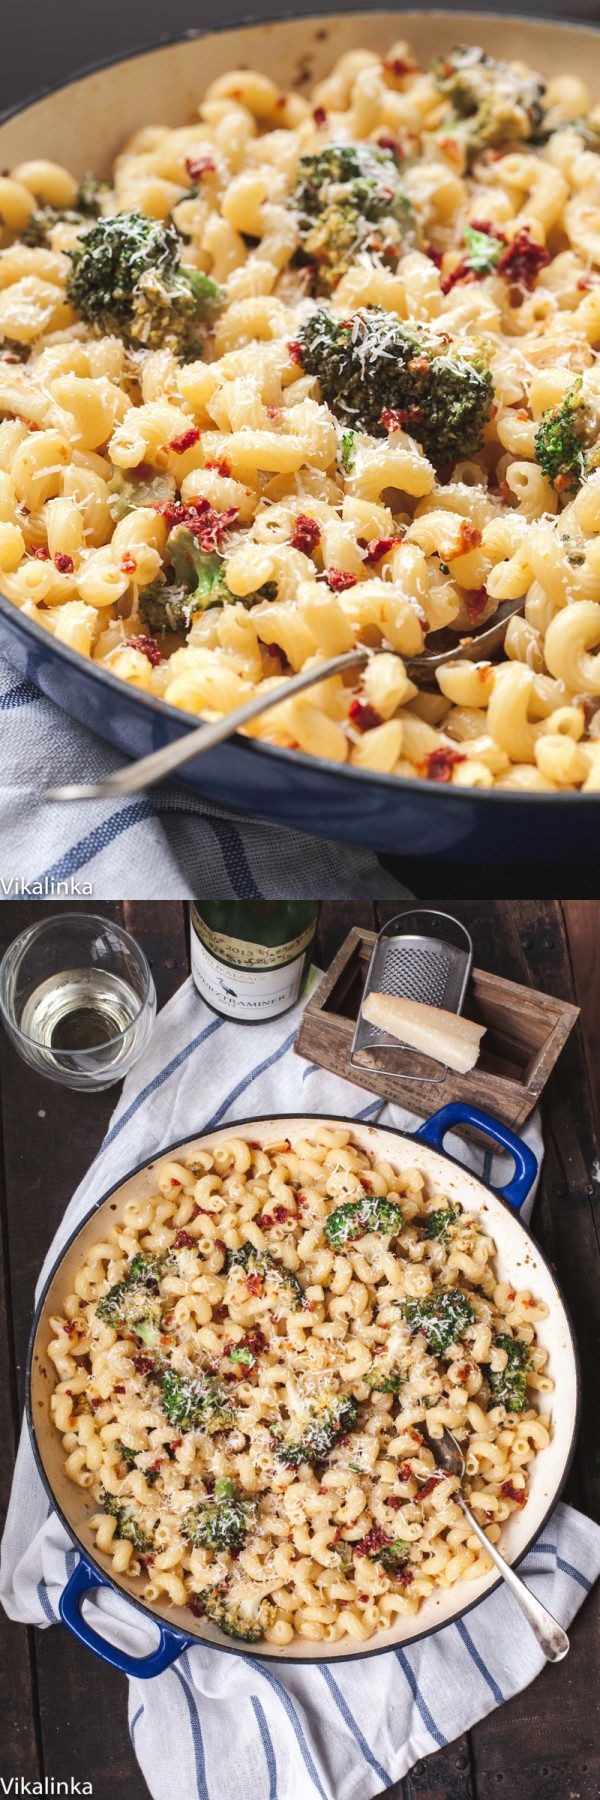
[350,910,474,1084]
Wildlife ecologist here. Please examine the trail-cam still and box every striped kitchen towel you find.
[2,978,599,1800]
[0,654,408,900]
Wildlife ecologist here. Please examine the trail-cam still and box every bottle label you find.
[190,908,315,969]
[190,931,307,1020]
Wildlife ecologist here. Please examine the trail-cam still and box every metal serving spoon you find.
[45,647,369,802]
[423,1423,569,1663]
[45,597,524,803]
[405,597,524,683]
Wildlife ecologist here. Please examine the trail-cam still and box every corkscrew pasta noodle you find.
[48,1127,552,1646]
[2,40,600,787]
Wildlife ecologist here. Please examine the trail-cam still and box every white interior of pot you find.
[30,1115,578,1661]
[0,12,598,172]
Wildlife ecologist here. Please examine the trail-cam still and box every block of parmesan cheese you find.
[362,991,485,1073]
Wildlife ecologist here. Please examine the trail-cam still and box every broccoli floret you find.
[340,428,356,471]
[486,1334,532,1412]
[297,307,493,466]
[107,466,176,521]
[463,224,503,274]
[324,1192,403,1248]
[103,1494,155,1553]
[66,211,222,353]
[365,1364,406,1393]
[96,1252,165,1344]
[425,1205,461,1242]
[356,1527,411,1573]
[274,1392,358,1467]
[225,1242,304,1312]
[160,1369,235,1433]
[139,520,273,636]
[199,1585,277,1642]
[182,1478,256,1550]
[432,46,545,164]
[293,142,415,294]
[76,172,110,217]
[535,381,599,495]
[401,1288,475,1355]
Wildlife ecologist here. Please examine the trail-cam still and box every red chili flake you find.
[54,552,74,575]
[185,152,216,180]
[214,1239,227,1253]
[418,1472,446,1499]
[376,135,405,159]
[456,520,482,554]
[380,404,424,432]
[246,1273,263,1295]
[360,1178,372,1191]
[169,1439,183,1451]
[361,535,400,565]
[125,635,162,667]
[289,513,321,555]
[133,1355,158,1377]
[355,1526,392,1557]
[147,1457,163,1474]
[287,339,304,365]
[204,457,231,476]
[169,425,200,454]
[425,242,443,268]
[464,587,488,623]
[144,1554,155,1566]
[188,1596,207,1619]
[212,1304,228,1321]
[496,227,550,292]
[295,1192,308,1210]
[470,218,504,240]
[506,1290,516,1301]
[422,747,467,783]
[190,1201,202,1219]
[120,553,138,576]
[313,106,327,126]
[326,566,357,591]
[440,257,477,296]
[90,1397,102,1408]
[173,1230,197,1249]
[456,1364,473,1382]
[358,1595,369,1603]
[577,275,592,291]
[255,1214,274,1229]
[155,497,238,551]
[113,1384,126,1394]
[501,1480,527,1507]
[34,545,50,560]
[395,1463,415,1483]
[348,699,383,733]
[383,56,417,76]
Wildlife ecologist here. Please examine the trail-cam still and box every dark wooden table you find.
[1,901,599,1799]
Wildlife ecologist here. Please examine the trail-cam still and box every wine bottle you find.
[189,903,318,1022]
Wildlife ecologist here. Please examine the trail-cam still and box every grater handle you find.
[414,1102,537,1212]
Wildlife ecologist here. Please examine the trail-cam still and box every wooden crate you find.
[295,927,579,1129]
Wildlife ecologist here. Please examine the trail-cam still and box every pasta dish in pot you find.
[47,1127,552,1647]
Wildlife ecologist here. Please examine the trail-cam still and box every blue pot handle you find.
[59,1556,194,1677]
[414,1101,537,1212]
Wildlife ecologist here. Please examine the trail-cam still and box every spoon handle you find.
[44,647,368,802]
[457,1495,569,1662]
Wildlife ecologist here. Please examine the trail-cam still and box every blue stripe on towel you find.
[130,1704,144,1747]
[36,1577,57,1624]
[0,677,39,709]
[34,800,153,883]
[202,1029,298,1132]
[395,1650,447,1747]
[354,1099,384,1120]
[455,1618,505,1705]
[250,1695,278,1800]
[175,1655,210,1800]
[557,1556,590,1592]
[202,818,263,899]
[101,1018,223,1150]
[318,1667,392,1787]
[248,1660,328,1800]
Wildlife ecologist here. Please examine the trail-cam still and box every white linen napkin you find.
[2,977,598,1800]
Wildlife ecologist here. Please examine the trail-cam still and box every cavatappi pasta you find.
[2,43,600,790]
[48,1127,552,1646]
